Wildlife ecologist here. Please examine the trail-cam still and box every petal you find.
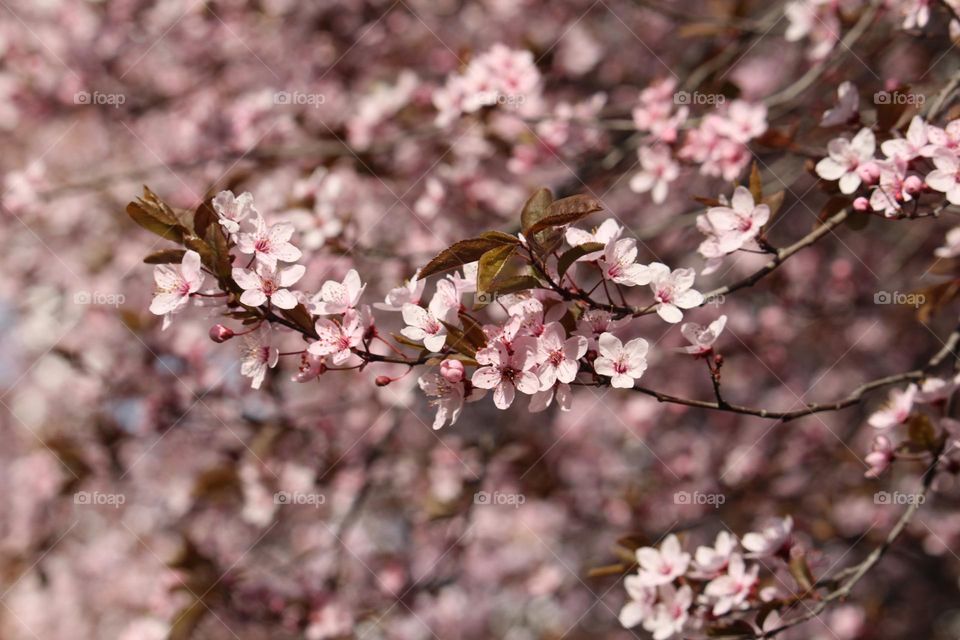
[493,381,515,409]
[240,289,268,308]
[815,157,846,180]
[593,357,615,378]
[472,366,502,390]
[232,267,260,290]
[597,332,622,359]
[730,186,755,213]
[674,289,704,308]
[279,264,306,287]
[270,289,298,309]
[657,303,683,323]
[838,172,861,195]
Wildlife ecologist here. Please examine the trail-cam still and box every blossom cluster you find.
[619,519,794,638]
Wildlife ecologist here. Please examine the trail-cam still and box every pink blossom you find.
[212,190,256,236]
[309,309,364,365]
[821,81,859,127]
[702,554,758,615]
[680,315,727,355]
[471,340,539,409]
[881,116,928,162]
[233,263,305,310]
[375,271,425,311]
[237,214,302,268]
[618,574,657,629]
[926,150,960,205]
[240,327,279,389]
[742,516,793,558]
[644,584,693,640]
[598,237,654,286]
[440,359,465,383]
[594,332,649,388]
[535,322,588,388]
[574,309,628,346]
[149,249,204,328]
[868,384,918,429]
[401,299,457,353]
[701,186,770,254]
[635,533,691,587]
[630,145,679,204]
[648,263,704,323]
[865,435,895,479]
[419,373,466,429]
[692,530,738,577]
[311,269,366,315]
[815,128,876,194]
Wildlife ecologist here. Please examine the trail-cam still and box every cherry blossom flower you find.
[715,100,768,144]
[375,271,425,311]
[574,309,628,346]
[310,269,366,315]
[309,309,364,365]
[881,116,928,162]
[644,584,693,640]
[868,384,918,429]
[565,218,622,251]
[233,264,305,310]
[535,322,587,388]
[471,340,539,409]
[742,516,793,558]
[702,554,758,615]
[508,298,565,338]
[419,373,466,429]
[692,531,738,577]
[647,263,704,323]
[865,435,895,479]
[212,190,256,236]
[149,249,204,329]
[594,332,649,388]
[630,145,679,204]
[618,574,657,629]
[401,299,457,353]
[237,214,302,268]
[240,327,279,390]
[916,374,960,403]
[634,534,691,587]
[820,81,859,127]
[934,226,960,259]
[815,128,877,194]
[701,186,770,254]
[680,315,727,355]
[926,150,960,205]
[598,237,653,286]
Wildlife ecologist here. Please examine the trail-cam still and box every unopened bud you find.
[440,359,465,383]
[852,197,870,212]
[209,324,234,343]
[903,175,924,195]
[375,375,392,387]
[856,162,881,185]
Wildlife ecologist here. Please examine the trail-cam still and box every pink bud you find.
[856,162,880,184]
[440,359,465,383]
[903,175,924,194]
[375,375,392,387]
[209,324,234,343]
[853,197,870,211]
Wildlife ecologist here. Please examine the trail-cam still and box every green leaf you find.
[477,244,520,294]
[526,194,603,235]
[520,187,554,235]
[557,242,604,279]
[419,233,519,279]
[143,249,187,264]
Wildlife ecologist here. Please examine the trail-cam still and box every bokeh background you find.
[2,1,960,638]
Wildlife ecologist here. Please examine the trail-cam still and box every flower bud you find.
[440,359,465,383]
[375,375,392,387]
[852,197,870,212]
[209,324,234,343]
[856,162,880,184]
[903,175,924,195]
